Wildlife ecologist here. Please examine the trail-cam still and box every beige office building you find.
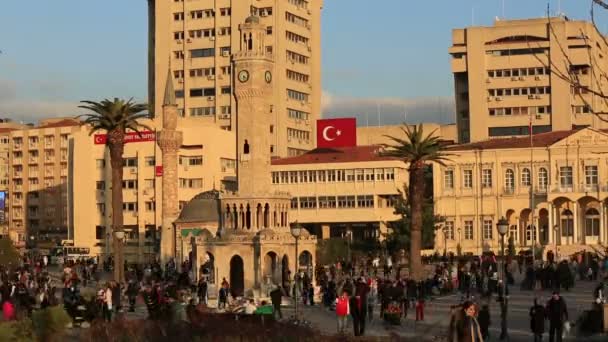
[450,17,607,143]
[433,127,608,258]
[271,145,406,240]
[0,121,29,239]
[7,118,81,248]
[69,118,236,262]
[148,0,322,157]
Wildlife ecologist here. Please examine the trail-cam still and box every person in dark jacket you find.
[354,277,369,335]
[270,286,283,320]
[546,292,568,342]
[349,294,363,336]
[530,298,546,342]
[477,303,491,340]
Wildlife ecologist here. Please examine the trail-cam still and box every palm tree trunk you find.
[409,163,425,280]
[108,130,125,283]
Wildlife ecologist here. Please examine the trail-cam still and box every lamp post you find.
[290,222,302,322]
[553,224,559,262]
[496,217,509,340]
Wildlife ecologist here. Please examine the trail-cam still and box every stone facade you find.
[174,16,317,298]
[158,74,184,266]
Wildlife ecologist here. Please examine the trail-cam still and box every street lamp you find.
[290,222,302,322]
[553,224,559,262]
[496,217,509,340]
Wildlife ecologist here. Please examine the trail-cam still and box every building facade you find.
[450,17,607,143]
[69,119,236,262]
[8,118,80,248]
[433,127,608,258]
[270,145,406,240]
[148,0,323,157]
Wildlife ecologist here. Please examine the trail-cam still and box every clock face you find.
[238,70,249,83]
[265,71,272,83]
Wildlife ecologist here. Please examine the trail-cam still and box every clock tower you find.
[233,15,274,195]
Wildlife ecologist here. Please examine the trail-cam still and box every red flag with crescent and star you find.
[316,118,357,148]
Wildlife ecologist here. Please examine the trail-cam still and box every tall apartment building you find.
[450,17,608,143]
[0,121,29,239]
[148,0,323,157]
[8,118,80,248]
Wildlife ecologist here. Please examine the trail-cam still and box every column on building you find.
[572,201,579,244]
[379,222,388,241]
[600,202,606,244]
[548,204,554,245]
[321,224,330,240]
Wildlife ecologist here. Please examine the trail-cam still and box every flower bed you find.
[384,303,402,325]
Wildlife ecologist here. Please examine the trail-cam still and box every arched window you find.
[521,168,531,186]
[248,33,253,50]
[243,140,250,154]
[538,168,548,190]
[504,169,515,192]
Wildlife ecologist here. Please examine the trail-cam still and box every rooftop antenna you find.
[472,7,475,25]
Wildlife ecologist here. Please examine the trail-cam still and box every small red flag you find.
[155,166,163,177]
[316,118,357,148]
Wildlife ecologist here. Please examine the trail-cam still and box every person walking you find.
[218,282,228,309]
[270,286,283,320]
[453,301,483,342]
[335,290,349,334]
[349,292,363,336]
[546,291,568,342]
[530,298,546,342]
[197,277,208,305]
[103,282,113,322]
[477,303,491,341]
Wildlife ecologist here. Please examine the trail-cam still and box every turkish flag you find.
[316,118,357,148]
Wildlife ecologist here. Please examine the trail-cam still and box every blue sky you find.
[0,0,600,124]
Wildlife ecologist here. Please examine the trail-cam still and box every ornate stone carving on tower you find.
[157,68,183,265]
[172,15,316,298]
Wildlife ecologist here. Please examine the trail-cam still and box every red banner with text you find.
[94,131,155,145]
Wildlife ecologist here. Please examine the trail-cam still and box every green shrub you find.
[0,319,35,342]
[31,305,71,341]
[0,238,20,266]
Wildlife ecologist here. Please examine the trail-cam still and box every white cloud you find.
[0,100,80,122]
[321,91,455,126]
[0,77,80,122]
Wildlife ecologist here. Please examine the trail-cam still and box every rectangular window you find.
[462,170,473,189]
[345,169,355,182]
[482,169,492,188]
[287,128,310,141]
[464,220,474,240]
[286,31,309,45]
[220,8,231,16]
[317,170,326,182]
[179,155,203,166]
[585,165,598,185]
[179,178,203,189]
[220,158,236,172]
[190,48,215,58]
[299,197,317,209]
[355,169,364,181]
[444,169,454,189]
[97,203,105,215]
[95,226,105,240]
[96,181,105,190]
[318,196,337,209]
[190,107,216,116]
[122,180,138,189]
[145,201,156,211]
[288,108,310,120]
[96,159,106,169]
[123,158,137,167]
[356,195,374,208]
[445,221,454,240]
[122,202,137,212]
[375,168,385,181]
[560,166,573,187]
[337,196,356,208]
[286,50,309,65]
[291,198,298,209]
[385,168,395,180]
[287,89,309,102]
[285,12,308,28]
[144,157,155,167]
[483,220,493,240]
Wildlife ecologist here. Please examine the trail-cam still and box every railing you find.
[551,185,574,193]
[579,184,599,192]
[503,186,514,195]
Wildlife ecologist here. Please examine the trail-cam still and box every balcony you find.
[29,157,39,164]
[551,185,574,193]
[503,186,515,195]
[13,159,22,165]
[13,144,22,151]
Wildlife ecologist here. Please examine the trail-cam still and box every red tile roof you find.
[38,118,81,128]
[271,145,397,165]
[0,128,19,134]
[447,129,585,151]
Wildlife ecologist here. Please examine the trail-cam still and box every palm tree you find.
[381,124,450,280]
[78,98,150,282]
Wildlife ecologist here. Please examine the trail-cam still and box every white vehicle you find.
[49,246,91,265]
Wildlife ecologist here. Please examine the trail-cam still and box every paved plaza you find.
[46,266,606,341]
